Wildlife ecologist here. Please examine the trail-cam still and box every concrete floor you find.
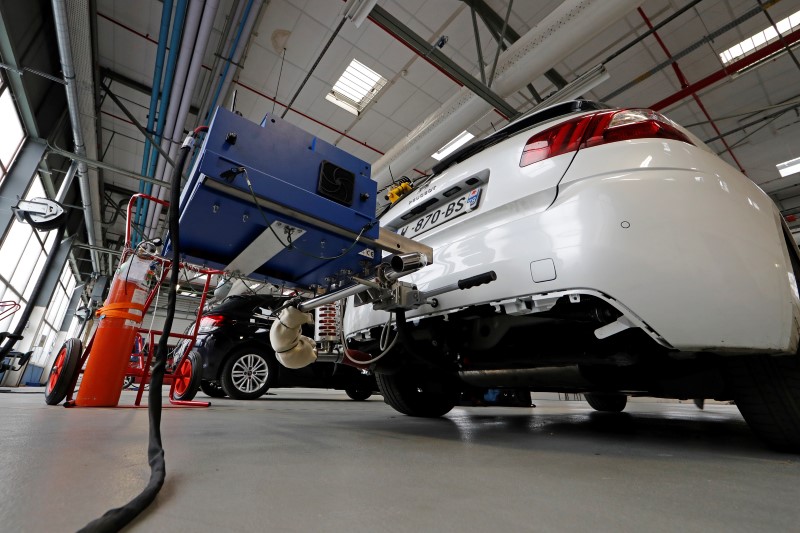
[0,387,798,532]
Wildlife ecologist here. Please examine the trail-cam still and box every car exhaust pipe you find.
[391,252,428,274]
[459,366,592,388]
[270,307,317,369]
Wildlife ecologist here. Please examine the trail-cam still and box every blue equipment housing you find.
[171,108,380,289]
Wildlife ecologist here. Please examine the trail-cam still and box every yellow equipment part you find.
[386,182,413,204]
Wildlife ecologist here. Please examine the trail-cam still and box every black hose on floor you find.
[78,137,192,533]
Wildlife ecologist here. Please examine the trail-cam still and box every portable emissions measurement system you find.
[173,107,413,290]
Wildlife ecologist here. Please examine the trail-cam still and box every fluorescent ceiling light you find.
[720,9,800,65]
[327,59,387,115]
[431,131,475,161]
[777,156,800,178]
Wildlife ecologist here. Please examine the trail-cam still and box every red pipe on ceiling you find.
[651,26,800,111]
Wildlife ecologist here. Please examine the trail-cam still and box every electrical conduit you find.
[137,0,188,237]
[147,0,221,239]
[141,0,205,233]
[135,0,173,245]
[203,0,260,122]
[194,0,247,129]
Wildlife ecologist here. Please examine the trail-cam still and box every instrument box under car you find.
[169,107,380,289]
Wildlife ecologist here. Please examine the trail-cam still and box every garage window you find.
[0,77,26,186]
[0,177,57,333]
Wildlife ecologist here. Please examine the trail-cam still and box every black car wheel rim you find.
[231,354,268,393]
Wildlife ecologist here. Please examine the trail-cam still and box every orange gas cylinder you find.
[75,255,153,406]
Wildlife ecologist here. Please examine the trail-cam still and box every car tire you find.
[345,387,372,401]
[172,351,202,401]
[376,369,458,417]
[200,380,227,398]
[584,392,627,412]
[725,354,800,452]
[45,338,82,405]
[220,347,276,400]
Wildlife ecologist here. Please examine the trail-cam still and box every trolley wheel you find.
[122,376,135,389]
[45,338,82,405]
[172,351,202,401]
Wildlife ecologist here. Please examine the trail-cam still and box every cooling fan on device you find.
[317,161,356,206]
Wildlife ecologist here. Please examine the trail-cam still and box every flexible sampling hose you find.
[77,133,194,532]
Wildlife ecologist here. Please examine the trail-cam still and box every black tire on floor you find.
[200,380,227,398]
[725,354,800,452]
[345,387,371,401]
[220,347,276,400]
[44,338,82,405]
[376,369,458,417]
[172,351,202,401]
[584,392,628,412]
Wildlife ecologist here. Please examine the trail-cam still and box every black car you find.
[175,293,376,401]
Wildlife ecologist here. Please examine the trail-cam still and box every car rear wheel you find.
[376,368,458,417]
[221,348,276,400]
[345,387,372,401]
[172,351,202,401]
[200,380,227,398]
[584,392,627,412]
[725,354,800,452]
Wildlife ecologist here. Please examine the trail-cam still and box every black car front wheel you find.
[200,380,227,398]
[221,348,276,400]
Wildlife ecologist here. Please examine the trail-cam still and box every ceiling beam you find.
[368,4,520,119]
[100,66,200,116]
[460,0,567,89]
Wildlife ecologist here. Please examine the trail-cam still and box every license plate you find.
[399,188,482,238]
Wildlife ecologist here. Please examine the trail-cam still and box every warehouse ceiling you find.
[8,0,800,280]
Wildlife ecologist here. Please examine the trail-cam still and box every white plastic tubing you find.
[144,0,220,237]
[370,0,640,190]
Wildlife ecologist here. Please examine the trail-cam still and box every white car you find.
[343,100,800,452]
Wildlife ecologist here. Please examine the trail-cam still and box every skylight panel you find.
[326,59,387,115]
[431,131,475,161]
[720,9,800,65]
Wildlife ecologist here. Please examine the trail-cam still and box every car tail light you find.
[520,115,592,167]
[583,109,693,148]
[199,314,225,332]
[519,109,694,167]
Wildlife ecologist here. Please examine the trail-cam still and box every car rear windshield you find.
[431,100,608,175]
